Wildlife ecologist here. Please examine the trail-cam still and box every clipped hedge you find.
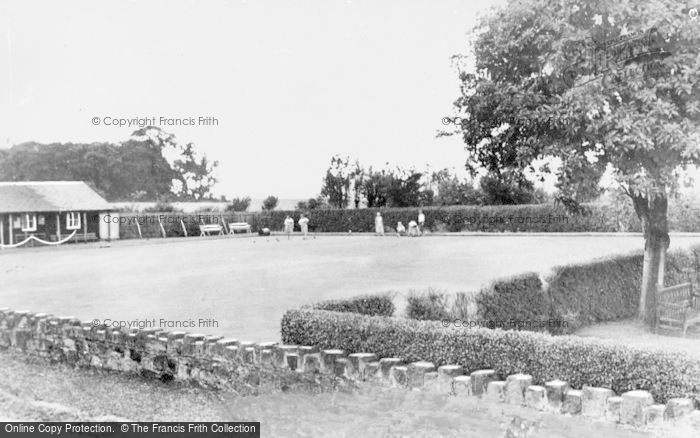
[309,293,395,317]
[250,204,601,233]
[546,245,700,334]
[235,199,700,233]
[281,309,700,404]
[546,253,644,334]
[116,199,700,238]
[475,273,549,332]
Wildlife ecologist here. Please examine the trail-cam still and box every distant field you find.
[1,234,700,341]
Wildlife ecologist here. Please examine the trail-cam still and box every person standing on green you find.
[284,215,294,240]
[298,214,310,239]
[418,209,426,235]
[375,212,385,236]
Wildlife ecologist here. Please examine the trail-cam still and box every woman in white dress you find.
[298,214,309,239]
[284,215,294,239]
[417,209,426,235]
[375,212,385,236]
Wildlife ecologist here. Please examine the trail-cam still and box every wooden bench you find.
[228,222,252,234]
[73,232,98,243]
[656,282,700,336]
[199,224,223,236]
[48,232,98,243]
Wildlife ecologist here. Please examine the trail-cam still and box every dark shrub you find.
[405,289,451,321]
[310,293,395,317]
[449,292,477,320]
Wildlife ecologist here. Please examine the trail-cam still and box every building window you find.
[66,212,81,230]
[21,214,37,232]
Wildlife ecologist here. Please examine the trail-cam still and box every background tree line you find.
[0,126,218,202]
[301,155,550,211]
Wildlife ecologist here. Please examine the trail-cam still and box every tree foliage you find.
[296,196,327,211]
[130,127,218,200]
[227,196,252,212]
[320,156,361,208]
[0,126,218,201]
[446,0,700,324]
[318,158,545,208]
[359,167,390,208]
[479,172,539,205]
[431,170,484,206]
[262,195,279,211]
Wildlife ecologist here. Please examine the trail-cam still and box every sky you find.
[0,0,507,199]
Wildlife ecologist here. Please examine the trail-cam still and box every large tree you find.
[446,0,700,325]
[262,195,279,211]
[130,127,218,200]
[227,196,252,212]
[431,169,484,206]
[320,156,362,208]
[0,140,174,200]
[360,166,390,207]
[384,167,429,207]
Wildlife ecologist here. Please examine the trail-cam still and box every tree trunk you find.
[631,191,669,327]
[658,247,666,288]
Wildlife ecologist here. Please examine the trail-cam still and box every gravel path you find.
[575,319,700,357]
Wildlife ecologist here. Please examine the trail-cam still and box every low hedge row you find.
[246,199,700,233]
[250,204,608,233]
[308,293,395,317]
[115,199,700,238]
[281,309,700,404]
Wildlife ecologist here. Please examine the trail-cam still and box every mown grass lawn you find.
[2,234,700,341]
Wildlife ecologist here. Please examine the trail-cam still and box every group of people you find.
[283,214,309,239]
[280,210,427,239]
[375,210,425,237]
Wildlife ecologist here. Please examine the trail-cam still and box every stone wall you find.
[0,309,285,390]
[1,308,699,430]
